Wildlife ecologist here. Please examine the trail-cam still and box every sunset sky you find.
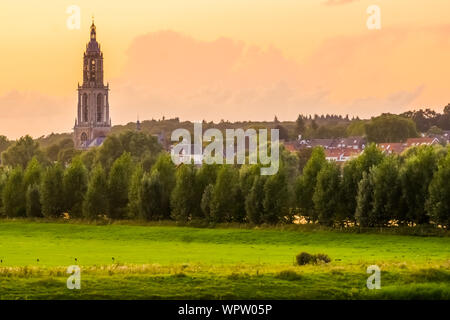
[0,0,449,139]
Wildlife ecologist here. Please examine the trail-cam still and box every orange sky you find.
[0,0,449,139]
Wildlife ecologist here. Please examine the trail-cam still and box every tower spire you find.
[90,16,96,41]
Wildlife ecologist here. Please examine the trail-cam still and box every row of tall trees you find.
[0,142,449,228]
[296,145,449,227]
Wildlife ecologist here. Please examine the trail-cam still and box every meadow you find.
[0,220,449,299]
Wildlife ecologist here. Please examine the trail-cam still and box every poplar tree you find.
[2,167,25,217]
[40,163,65,218]
[83,165,109,219]
[313,162,341,226]
[63,157,88,218]
[108,152,134,219]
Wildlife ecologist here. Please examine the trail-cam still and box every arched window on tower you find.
[97,93,103,122]
[83,94,88,122]
[81,132,88,148]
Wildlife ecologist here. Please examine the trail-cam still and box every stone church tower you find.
[74,20,111,149]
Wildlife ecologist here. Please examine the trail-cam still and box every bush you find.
[296,252,331,266]
[276,270,303,281]
[296,252,314,265]
[315,253,331,264]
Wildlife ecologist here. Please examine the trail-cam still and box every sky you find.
[0,0,449,139]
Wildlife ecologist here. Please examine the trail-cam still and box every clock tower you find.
[74,20,111,149]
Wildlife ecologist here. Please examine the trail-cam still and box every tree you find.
[0,135,12,162]
[95,135,124,172]
[355,171,374,227]
[63,157,88,218]
[340,159,360,224]
[23,157,43,189]
[371,157,401,226]
[295,115,306,137]
[151,153,176,219]
[95,131,163,172]
[399,146,439,225]
[171,164,197,222]
[245,176,266,224]
[80,147,98,171]
[295,147,326,222]
[313,162,341,226]
[108,153,134,219]
[83,165,109,219]
[365,114,418,142]
[140,170,164,220]
[2,167,25,217]
[0,169,7,216]
[26,184,42,218]
[194,164,219,218]
[275,125,289,141]
[40,163,65,218]
[262,169,289,224]
[340,144,384,223]
[200,184,215,221]
[210,166,239,223]
[444,103,450,115]
[1,135,45,168]
[127,165,144,219]
[426,153,450,228]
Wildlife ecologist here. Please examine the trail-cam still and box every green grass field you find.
[0,220,449,299]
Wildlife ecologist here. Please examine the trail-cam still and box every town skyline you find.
[0,0,449,139]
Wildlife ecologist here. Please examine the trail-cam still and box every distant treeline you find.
[1,104,449,163]
[0,130,449,229]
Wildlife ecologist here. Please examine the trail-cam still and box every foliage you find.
[426,153,450,228]
[1,167,26,217]
[140,170,164,221]
[151,153,176,220]
[83,165,109,219]
[40,163,65,218]
[263,169,290,224]
[365,114,418,143]
[295,147,326,222]
[245,176,266,224]
[1,135,45,168]
[399,146,440,224]
[296,252,313,265]
[171,164,197,222]
[210,166,239,223]
[26,184,42,218]
[108,153,134,219]
[63,157,88,218]
[313,162,341,226]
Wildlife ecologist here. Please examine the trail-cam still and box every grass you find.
[0,219,449,299]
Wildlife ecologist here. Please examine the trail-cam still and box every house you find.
[427,131,450,145]
[284,136,366,154]
[405,137,440,147]
[378,143,406,155]
[325,148,362,163]
[329,137,366,150]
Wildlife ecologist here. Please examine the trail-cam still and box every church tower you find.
[74,20,111,149]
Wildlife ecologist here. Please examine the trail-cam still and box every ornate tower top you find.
[83,19,104,87]
[90,18,96,41]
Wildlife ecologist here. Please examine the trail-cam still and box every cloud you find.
[0,91,74,139]
[323,0,360,6]
[110,26,449,124]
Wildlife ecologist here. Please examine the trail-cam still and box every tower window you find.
[83,94,88,122]
[81,132,88,147]
[97,94,103,122]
